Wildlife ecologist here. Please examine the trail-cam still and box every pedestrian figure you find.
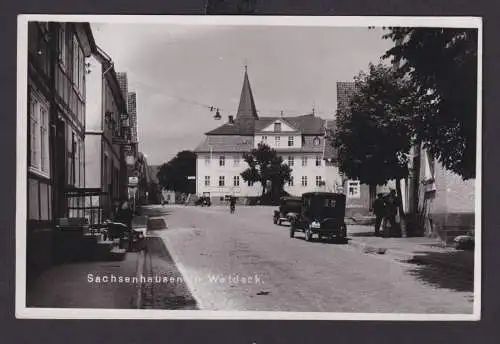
[229,196,236,214]
[385,189,400,237]
[372,193,386,237]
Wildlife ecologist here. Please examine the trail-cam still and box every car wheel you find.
[289,225,295,238]
[341,224,347,238]
[305,227,313,242]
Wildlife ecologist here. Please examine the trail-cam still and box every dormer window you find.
[313,137,321,146]
[274,122,282,132]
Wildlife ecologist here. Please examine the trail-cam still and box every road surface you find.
[146,205,473,314]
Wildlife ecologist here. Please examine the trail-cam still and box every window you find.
[313,137,321,146]
[219,156,225,166]
[347,180,361,198]
[233,156,240,167]
[248,180,254,187]
[301,176,308,187]
[58,25,66,67]
[73,35,79,88]
[233,176,240,186]
[316,155,322,166]
[219,176,225,187]
[316,176,323,186]
[288,176,294,187]
[288,156,294,166]
[261,135,267,142]
[302,156,308,166]
[325,198,336,207]
[204,176,210,186]
[204,156,210,166]
[72,36,85,94]
[274,122,282,132]
[275,136,281,147]
[288,136,294,147]
[29,91,50,175]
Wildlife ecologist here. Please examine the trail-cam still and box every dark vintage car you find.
[273,196,302,226]
[290,192,347,242]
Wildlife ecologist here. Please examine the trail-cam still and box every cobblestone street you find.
[145,205,474,313]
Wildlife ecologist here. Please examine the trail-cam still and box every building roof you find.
[194,135,255,153]
[236,68,259,121]
[206,113,325,136]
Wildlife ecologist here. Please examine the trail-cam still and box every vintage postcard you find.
[16,15,482,320]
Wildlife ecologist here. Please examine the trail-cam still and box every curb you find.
[348,238,473,274]
[135,250,146,309]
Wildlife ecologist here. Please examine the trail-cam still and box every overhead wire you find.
[120,71,334,118]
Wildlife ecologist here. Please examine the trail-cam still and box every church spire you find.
[236,64,259,120]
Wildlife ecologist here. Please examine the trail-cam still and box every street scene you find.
[20,16,480,318]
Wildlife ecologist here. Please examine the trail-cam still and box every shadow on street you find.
[405,251,474,293]
[142,236,198,310]
[349,231,377,237]
[291,236,350,245]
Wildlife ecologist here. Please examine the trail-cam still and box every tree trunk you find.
[395,178,407,238]
[369,184,377,212]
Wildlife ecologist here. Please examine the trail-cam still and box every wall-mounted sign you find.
[187,176,196,180]
[128,176,139,186]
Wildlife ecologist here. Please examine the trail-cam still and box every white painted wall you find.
[85,135,102,189]
[85,55,103,132]
[84,54,103,190]
[196,152,342,198]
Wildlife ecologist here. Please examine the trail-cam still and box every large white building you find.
[194,69,346,203]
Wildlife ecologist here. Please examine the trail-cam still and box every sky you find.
[91,23,394,166]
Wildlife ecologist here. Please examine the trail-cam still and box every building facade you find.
[27,21,96,279]
[195,69,350,205]
[84,47,129,224]
[128,91,138,152]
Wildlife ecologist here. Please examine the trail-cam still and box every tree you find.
[382,28,478,180]
[240,143,292,203]
[334,63,424,234]
[157,151,196,194]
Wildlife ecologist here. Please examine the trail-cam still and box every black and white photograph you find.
[16,15,481,320]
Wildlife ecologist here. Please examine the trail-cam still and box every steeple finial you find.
[244,58,248,73]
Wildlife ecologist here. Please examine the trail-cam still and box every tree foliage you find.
[157,151,196,194]
[382,28,478,179]
[334,63,420,187]
[241,143,292,201]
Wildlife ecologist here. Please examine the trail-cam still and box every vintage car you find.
[290,192,347,242]
[273,196,302,225]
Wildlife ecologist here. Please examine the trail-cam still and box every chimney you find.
[228,115,235,124]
